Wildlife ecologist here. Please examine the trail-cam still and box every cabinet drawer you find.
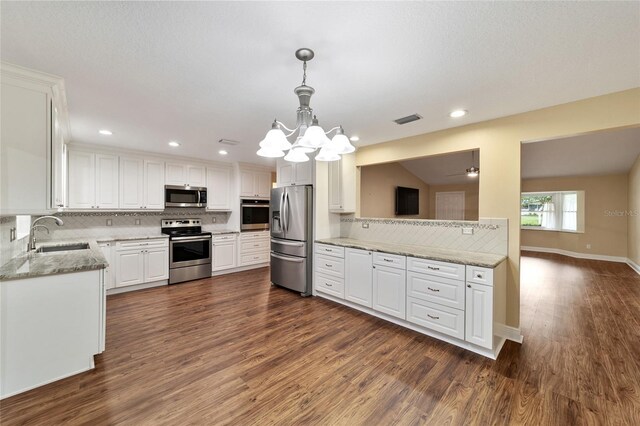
[213,234,237,242]
[315,254,345,278]
[240,232,269,241]
[407,271,465,310]
[116,239,168,251]
[407,297,465,340]
[315,243,345,258]
[240,252,269,265]
[373,252,406,269]
[240,239,269,253]
[466,265,494,286]
[407,257,465,281]
[315,273,344,298]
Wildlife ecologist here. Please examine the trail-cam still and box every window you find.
[521,191,584,232]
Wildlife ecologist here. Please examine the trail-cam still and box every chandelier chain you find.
[302,61,307,85]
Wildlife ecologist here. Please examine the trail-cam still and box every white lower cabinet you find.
[114,239,169,288]
[99,242,115,290]
[212,234,237,272]
[372,264,406,319]
[314,243,506,358]
[238,231,270,267]
[465,282,494,349]
[344,248,373,308]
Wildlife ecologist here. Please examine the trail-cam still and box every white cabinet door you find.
[51,105,66,209]
[212,241,237,271]
[165,162,187,185]
[207,166,232,210]
[95,154,119,209]
[99,243,114,290]
[68,150,95,209]
[239,170,255,197]
[345,248,373,308]
[373,264,406,319]
[187,165,206,187]
[0,80,50,214]
[328,159,342,210]
[115,250,145,287]
[256,171,272,198]
[144,160,165,209]
[328,154,355,212]
[276,159,294,187]
[294,161,313,185]
[119,157,144,209]
[145,247,169,282]
[465,282,494,349]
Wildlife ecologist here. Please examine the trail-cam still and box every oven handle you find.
[241,204,270,208]
[171,235,212,241]
[197,191,201,205]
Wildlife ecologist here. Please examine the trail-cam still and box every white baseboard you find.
[521,246,628,263]
[627,259,640,276]
[211,263,269,276]
[495,323,524,344]
[107,279,168,295]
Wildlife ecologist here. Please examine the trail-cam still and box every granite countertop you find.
[315,238,507,268]
[95,234,169,243]
[210,229,239,235]
[0,239,109,281]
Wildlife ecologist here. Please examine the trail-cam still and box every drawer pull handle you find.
[253,244,260,247]
[325,264,332,267]
[427,287,440,292]
[475,274,483,278]
[383,258,393,262]
[427,266,440,271]
[427,314,440,320]
[325,283,333,287]
[325,249,333,252]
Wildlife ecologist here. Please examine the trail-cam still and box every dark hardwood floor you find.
[2,253,640,425]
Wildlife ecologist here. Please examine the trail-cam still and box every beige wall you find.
[360,162,430,219]
[355,88,640,328]
[629,154,640,266]
[428,182,479,221]
[521,174,628,258]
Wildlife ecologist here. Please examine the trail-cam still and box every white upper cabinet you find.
[206,165,232,210]
[165,162,206,187]
[276,159,313,187]
[328,154,356,213]
[144,160,165,210]
[68,150,118,209]
[119,157,144,209]
[0,64,69,214]
[94,154,119,209]
[239,168,272,198]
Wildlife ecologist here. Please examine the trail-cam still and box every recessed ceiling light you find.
[218,150,228,155]
[168,141,181,147]
[449,109,467,118]
[349,136,360,142]
[98,129,112,135]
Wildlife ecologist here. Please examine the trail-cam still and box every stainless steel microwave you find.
[165,185,207,208]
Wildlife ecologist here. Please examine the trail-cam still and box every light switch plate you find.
[106,219,112,226]
[362,223,369,229]
[212,217,217,223]
[135,219,141,225]
[462,227,473,235]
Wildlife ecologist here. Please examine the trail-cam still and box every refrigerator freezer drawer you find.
[270,252,308,294]
[270,238,307,257]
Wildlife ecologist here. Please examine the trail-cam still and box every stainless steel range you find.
[161,219,212,284]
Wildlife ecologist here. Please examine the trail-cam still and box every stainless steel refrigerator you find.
[270,185,313,296]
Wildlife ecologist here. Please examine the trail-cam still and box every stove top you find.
[161,219,212,238]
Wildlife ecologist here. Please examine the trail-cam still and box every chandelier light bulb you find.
[315,146,340,162]
[330,127,355,154]
[256,146,285,158]
[284,147,310,162]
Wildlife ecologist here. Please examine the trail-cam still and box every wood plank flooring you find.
[2,253,640,425]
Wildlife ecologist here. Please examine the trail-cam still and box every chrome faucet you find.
[28,216,64,251]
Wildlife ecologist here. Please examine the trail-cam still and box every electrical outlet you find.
[212,217,217,223]
[9,227,16,242]
[135,219,141,226]
[586,244,591,249]
[462,227,474,235]
[362,223,369,229]
[106,219,112,226]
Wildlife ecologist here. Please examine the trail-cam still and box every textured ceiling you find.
[1,2,639,165]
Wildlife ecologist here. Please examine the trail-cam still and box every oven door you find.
[165,185,206,208]
[169,235,212,268]
[241,203,270,231]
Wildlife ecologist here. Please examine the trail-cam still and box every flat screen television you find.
[395,186,419,215]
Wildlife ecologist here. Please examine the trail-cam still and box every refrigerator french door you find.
[270,185,313,296]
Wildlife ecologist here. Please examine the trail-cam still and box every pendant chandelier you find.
[256,48,355,162]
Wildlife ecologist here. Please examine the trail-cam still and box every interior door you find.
[436,191,465,220]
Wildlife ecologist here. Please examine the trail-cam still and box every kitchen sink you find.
[35,243,90,253]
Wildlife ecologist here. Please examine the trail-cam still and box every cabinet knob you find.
[467,284,471,288]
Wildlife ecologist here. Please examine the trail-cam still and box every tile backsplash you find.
[340,216,508,255]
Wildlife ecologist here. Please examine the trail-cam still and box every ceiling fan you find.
[446,150,480,178]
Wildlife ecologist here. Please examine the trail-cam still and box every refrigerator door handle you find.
[280,191,286,232]
[271,252,305,263]
[271,239,304,247]
[284,192,290,232]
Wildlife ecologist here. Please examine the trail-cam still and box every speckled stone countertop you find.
[316,238,506,268]
[95,234,168,243]
[210,230,239,235]
[0,240,108,281]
